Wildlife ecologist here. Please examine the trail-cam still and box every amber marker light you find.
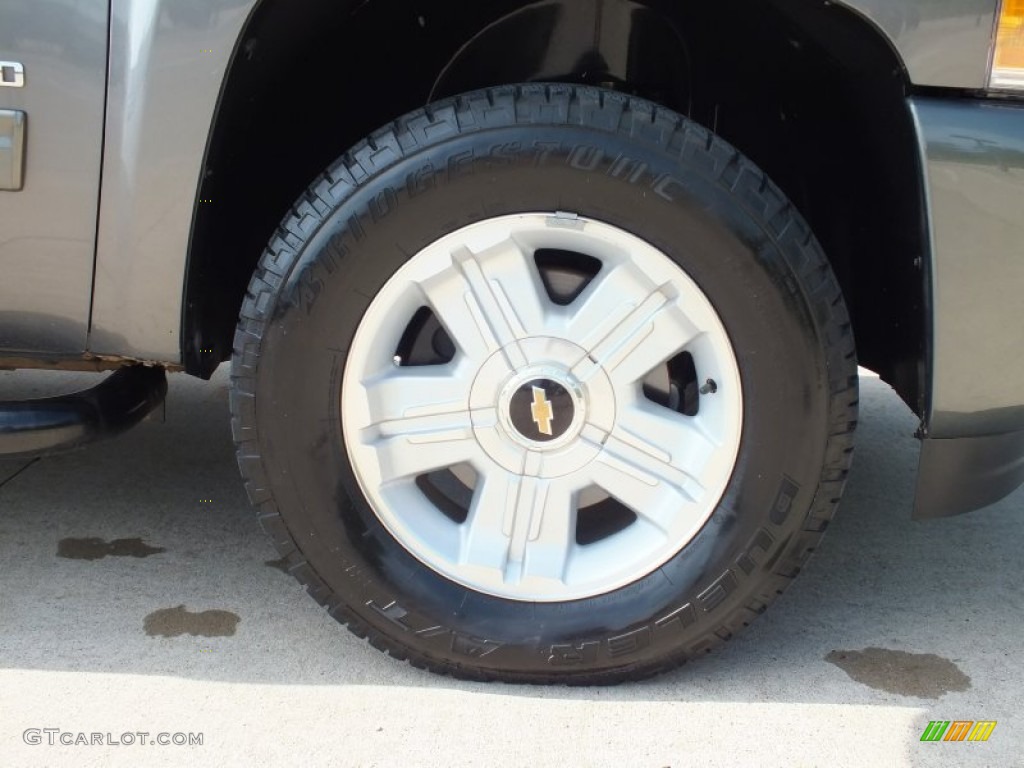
[992,0,1024,89]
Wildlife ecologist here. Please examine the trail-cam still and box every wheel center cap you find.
[498,368,585,451]
[469,338,614,477]
[509,379,574,442]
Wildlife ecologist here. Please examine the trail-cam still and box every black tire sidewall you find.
[253,118,833,676]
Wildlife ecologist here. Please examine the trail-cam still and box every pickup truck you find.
[2,0,1022,684]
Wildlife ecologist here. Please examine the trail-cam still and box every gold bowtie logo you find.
[530,386,554,436]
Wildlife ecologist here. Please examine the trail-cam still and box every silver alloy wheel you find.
[341,213,743,601]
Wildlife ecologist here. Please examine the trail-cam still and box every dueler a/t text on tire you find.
[230,84,857,684]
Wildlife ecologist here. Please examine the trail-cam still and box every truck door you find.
[0,0,109,355]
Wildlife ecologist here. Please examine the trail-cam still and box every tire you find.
[230,84,857,684]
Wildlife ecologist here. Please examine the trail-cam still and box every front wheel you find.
[230,85,857,683]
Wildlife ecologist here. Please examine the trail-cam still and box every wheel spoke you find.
[589,419,709,532]
[418,239,546,368]
[472,236,549,338]
[361,366,472,425]
[461,466,576,585]
[615,400,722,482]
[519,478,576,583]
[360,367,480,484]
[568,264,701,386]
[366,419,479,484]
[564,262,650,347]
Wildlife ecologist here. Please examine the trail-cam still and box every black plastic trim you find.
[914,431,1024,519]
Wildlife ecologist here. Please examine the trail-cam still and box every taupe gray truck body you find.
[0,1,1022,513]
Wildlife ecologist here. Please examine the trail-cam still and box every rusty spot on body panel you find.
[826,647,971,699]
[58,537,165,561]
[144,605,240,638]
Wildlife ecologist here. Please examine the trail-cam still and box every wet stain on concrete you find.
[265,556,290,574]
[58,537,165,561]
[826,647,971,699]
[144,605,240,638]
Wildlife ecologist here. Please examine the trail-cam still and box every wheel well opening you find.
[187,0,926,415]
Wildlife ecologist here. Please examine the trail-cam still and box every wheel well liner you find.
[185,0,927,415]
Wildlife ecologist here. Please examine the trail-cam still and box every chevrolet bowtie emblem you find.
[530,386,554,436]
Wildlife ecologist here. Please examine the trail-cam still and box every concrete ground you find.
[0,368,1020,768]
